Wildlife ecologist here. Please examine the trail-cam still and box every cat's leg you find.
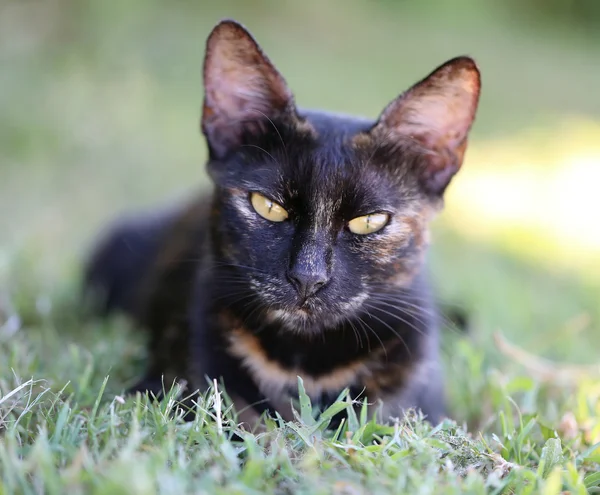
[374,366,445,425]
[83,198,205,399]
[83,213,172,398]
[413,358,446,424]
[129,199,209,400]
[127,320,191,398]
[374,333,446,425]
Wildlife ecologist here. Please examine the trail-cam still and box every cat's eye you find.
[348,213,390,235]
[250,192,289,222]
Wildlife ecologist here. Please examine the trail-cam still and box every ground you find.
[1,1,600,493]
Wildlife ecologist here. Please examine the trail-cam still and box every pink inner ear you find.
[203,22,292,125]
[375,57,480,194]
[207,72,275,122]
[200,21,295,157]
[379,58,480,160]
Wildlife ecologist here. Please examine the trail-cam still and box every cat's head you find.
[201,20,480,334]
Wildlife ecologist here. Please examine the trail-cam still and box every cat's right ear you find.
[201,20,295,159]
[373,57,481,196]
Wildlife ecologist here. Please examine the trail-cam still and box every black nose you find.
[287,268,329,300]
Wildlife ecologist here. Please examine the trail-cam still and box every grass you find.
[1,0,600,493]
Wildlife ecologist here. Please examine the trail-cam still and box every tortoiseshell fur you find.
[83,20,480,428]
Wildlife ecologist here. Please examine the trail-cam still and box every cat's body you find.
[84,20,480,427]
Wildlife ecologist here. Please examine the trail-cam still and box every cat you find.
[83,19,481,428]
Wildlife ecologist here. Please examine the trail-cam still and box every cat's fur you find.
[83,20,481,427]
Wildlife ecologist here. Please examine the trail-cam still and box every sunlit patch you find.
[250,192,288,222]
[443,118,600,278]
[348,213,389,235]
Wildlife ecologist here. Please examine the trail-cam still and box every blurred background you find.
[1,0,599,417]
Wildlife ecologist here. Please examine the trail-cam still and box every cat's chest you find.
[219,315,407,411]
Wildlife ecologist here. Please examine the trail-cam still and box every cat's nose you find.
[286,268,329,300]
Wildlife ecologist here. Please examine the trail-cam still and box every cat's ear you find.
[201,20,295,158]
[375,56,481,196]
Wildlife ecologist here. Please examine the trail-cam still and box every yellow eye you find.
[348,213,390,235]
[250,192,289,222]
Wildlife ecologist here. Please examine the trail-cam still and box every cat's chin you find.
[265,307,342,335]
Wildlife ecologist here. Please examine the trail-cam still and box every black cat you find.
[84,19,481,427]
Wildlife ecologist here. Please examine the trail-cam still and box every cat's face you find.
[201,20,480,333]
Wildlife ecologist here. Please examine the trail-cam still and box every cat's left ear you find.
[201,20,296,159]
[374,57,481,196]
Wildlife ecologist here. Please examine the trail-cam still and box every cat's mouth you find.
[252,278,371,333]
[264,296,348,334]
[274,307,310,319]
[266,307,327,333]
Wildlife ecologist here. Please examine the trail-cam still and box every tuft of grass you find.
[1,355,599,494]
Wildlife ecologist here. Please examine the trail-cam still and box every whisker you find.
[369,295,463,333]
[360,309,412,358]
[211,261,272,275]
[210,291,256,305]
[367,298,433,330]
[343,315,364,350]
[363,302,426,339]
[357,314,388,359]
[368,295,437,316]
[238,299,267,328]
[369,283,469,310]
[368,290,456,320]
